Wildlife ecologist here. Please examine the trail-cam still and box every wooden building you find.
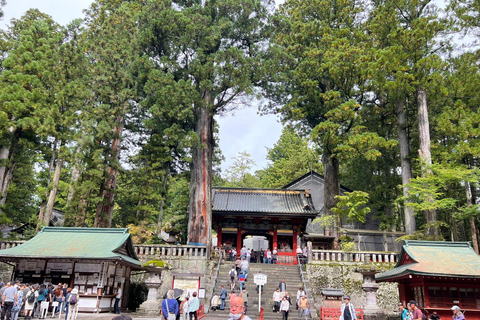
[0,227,143,313]
[376,240,480,320]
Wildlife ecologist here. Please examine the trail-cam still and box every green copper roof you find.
[376,240,480,281]
[0,227,141,267]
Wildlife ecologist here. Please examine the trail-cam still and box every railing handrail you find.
[310,249,399,263]
[205,251,223,313]
[311,249,399,254]
[297,256,316,319]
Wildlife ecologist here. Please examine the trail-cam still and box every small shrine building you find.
[376,240,480,320]
[0,227,143,312]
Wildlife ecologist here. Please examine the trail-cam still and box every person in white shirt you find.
[240,259,249,280]
[272,288,282,313]
[280,296,290,320]
[296,288,304,310]
[114,285,122,314]
[246,249,251,263]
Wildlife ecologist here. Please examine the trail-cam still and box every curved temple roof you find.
[376,240,480,281]
[0,227,142,268]
[212,187,318,216]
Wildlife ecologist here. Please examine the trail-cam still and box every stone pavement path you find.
[74,313,226,320]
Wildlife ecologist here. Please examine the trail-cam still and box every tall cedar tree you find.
[265,0,393,243]
[0,11,61,218]
[138,0,272,252]
[82,2,140,228]
[369,0,449,236]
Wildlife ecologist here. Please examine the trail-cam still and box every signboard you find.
[254,273,267,285]
[173,277,200,300]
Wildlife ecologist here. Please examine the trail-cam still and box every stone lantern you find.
[355,254,384,320]
[138,266,164,314]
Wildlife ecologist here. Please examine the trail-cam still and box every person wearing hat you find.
[340,296,356,320]
[409,300,423,320]
[451,306,465,320]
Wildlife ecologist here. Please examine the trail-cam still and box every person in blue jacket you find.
[162,290,179,320]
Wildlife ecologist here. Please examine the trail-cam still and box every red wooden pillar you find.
[217,227,222,247]
[273,230,278,251]
[293,226,298,265]
[237,228,242,254]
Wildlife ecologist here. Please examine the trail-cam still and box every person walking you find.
[220,286,227,310]
[409,301,423,320]
[296,288,304,310]
[228,296,251,320]
[272,247,278,264]
[298,295,310,320]
[114,285,122,314]
[278,279,287,293]
[238,272,246,291]
[65,288,79,320]
[162,290,179,320]
[340,296,356,320]
[240,258,249,281]
[272,288,281,313]
[246,249,251,263]
[240,289,248,314]
[23,286,37,320]
[188,292,199,320]
[229,266,237,291]
[10,284,23,320]
[451,306,465,320]
[1,282,18,320]
[260,249,265,264]
[180,297,189,320]
[280,296,290,320]
[399,303,408,320]
[266,249,272,264]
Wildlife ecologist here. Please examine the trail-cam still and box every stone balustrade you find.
[134,244,208,260]
[311,250,398,263]
[0,240,25,250]
[0,241,395,264]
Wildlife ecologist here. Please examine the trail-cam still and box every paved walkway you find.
[72,312,225,320]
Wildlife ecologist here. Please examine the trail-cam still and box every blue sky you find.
[0,0,284,174]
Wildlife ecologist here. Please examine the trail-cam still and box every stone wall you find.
[132,255,217,309]
[0,262,13,283]
[307,261,399,316]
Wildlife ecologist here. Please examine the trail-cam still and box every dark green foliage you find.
[127,281,148,311]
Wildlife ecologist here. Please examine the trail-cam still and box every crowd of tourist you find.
[0,281,79,320]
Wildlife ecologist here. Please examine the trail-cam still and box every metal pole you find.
[258,285,262,313]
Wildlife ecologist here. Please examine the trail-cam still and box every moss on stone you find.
[143,260,167,268]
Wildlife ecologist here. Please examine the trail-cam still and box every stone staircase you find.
[207,261,307,320]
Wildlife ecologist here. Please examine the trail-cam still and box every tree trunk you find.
[188,93,213,256]
[66,145,82,207]
[0,130,20,212]
[0,122,16,194]
[94,182,105,228]
[157,167,170,237]
[0,147,9,193]
[322,150,340,248]
[98,113,125,228]
[417,89,437,237]
[396,98,416,235]
[44,156,64,226]
[37,139,58,230]
[466,180,479,254]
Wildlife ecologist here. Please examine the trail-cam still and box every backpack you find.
[69,294,78,305]
[422,313,428,320]
[28,292,35,303]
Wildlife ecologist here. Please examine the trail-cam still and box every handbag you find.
[306,308,310,316]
